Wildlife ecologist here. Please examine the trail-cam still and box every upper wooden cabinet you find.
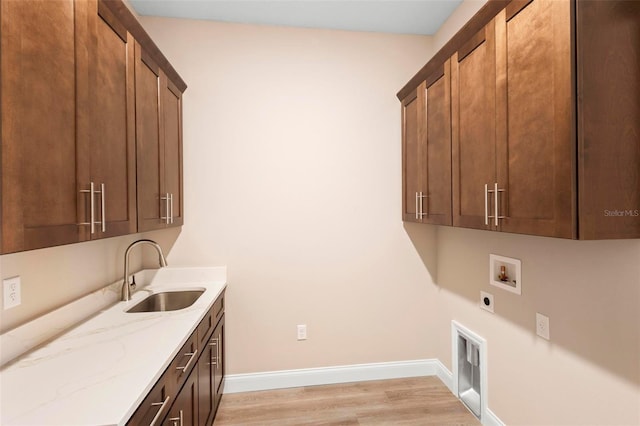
[77,0,138,240]
[162,74,185,228]
[452,0,574,238]
[135,44,185,232]
[401,86,422,222]
[0,0,186,254]
[402,61,452,226]
[399,0,640,240]
[1,0,79,253]
[135,45,164,233]
[451,21,497,231]
[576,0,640,239]
[494,0,574,238]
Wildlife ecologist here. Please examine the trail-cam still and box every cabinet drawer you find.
[214,290,225,325]
[168,333,199,392]
[127,370,172,425]
[197,291,225,350]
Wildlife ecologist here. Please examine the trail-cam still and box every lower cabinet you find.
[197,314,225,425]
[127,291,225,426]
[164,371,198,426]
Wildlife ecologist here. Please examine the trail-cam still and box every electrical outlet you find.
[536,313,550,340]
[3,276,22,310]
[297,324,307,341]
[480,291,494,313]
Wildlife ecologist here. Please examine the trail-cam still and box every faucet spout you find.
[122,239,168,301]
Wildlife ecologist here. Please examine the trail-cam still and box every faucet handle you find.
[130,275,137,290]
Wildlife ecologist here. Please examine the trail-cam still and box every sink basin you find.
[126,290,204,313]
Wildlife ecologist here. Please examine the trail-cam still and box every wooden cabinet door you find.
[162,75,184,228]
[401,85,425,223]
[135,43,165,232]
[451,22,498,231]
[577,0,640,239]
[423,60,452,226]
[197,336,216,425]
[213,315,225,411]
[495,0,575,238]
[76,0,137,240]
[164,370,198,426]
[1,0,79,253]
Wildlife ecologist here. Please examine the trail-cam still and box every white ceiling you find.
[128,0,463,36]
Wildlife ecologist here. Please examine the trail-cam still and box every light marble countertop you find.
[0,266,227,426]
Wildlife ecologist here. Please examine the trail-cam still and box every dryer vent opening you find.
[457,334,481,418]
[452,321,487,422]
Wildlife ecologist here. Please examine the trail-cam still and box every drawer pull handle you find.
[149,395,170,426]
[168,409,184,426]
[176,349,198,373]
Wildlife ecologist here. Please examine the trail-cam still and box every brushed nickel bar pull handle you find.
[170,193,174,224]
[166,193,170,224]
[79,182,95,234]
[419,192,428,218]
[209,337,219,365]
[160,193,170,224]
[168,409,183,426]
[100,183,106,232]
[176,349,198,373]
[484,184,489,226]
[216,333,221,370]
[415,192,419,220]
[494,182,499,227]
[494,183,506,227]
[89,182,95,234]
[149,395,171,426]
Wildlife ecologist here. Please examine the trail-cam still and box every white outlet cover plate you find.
[297,324,307,340]
[480,291,494,313]
[3,276,22,310]
[536,313,550,340]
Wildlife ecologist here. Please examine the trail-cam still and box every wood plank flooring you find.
[214,376,481,425]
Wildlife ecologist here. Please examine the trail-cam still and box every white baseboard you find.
[433,358,454,393]
[224,359,504,426]
[224,359,440,394]
[484,408,505,426]
[434,360,504,426]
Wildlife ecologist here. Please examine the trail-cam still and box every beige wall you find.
[432,227,640,425]
[427,1,640,424]
[0,229,181,333]
[138,16,438,373]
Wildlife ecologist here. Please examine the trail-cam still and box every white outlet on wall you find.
[536,313,550,340]
[3,276,22,310]
[297,324,307,341]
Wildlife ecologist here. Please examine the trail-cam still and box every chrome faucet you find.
[122,239,168,301]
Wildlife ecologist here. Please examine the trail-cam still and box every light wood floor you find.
[214,376,481,425]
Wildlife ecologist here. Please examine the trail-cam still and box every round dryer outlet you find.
[480,291,494,313]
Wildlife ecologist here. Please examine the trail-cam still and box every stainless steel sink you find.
[126,290,204,313]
